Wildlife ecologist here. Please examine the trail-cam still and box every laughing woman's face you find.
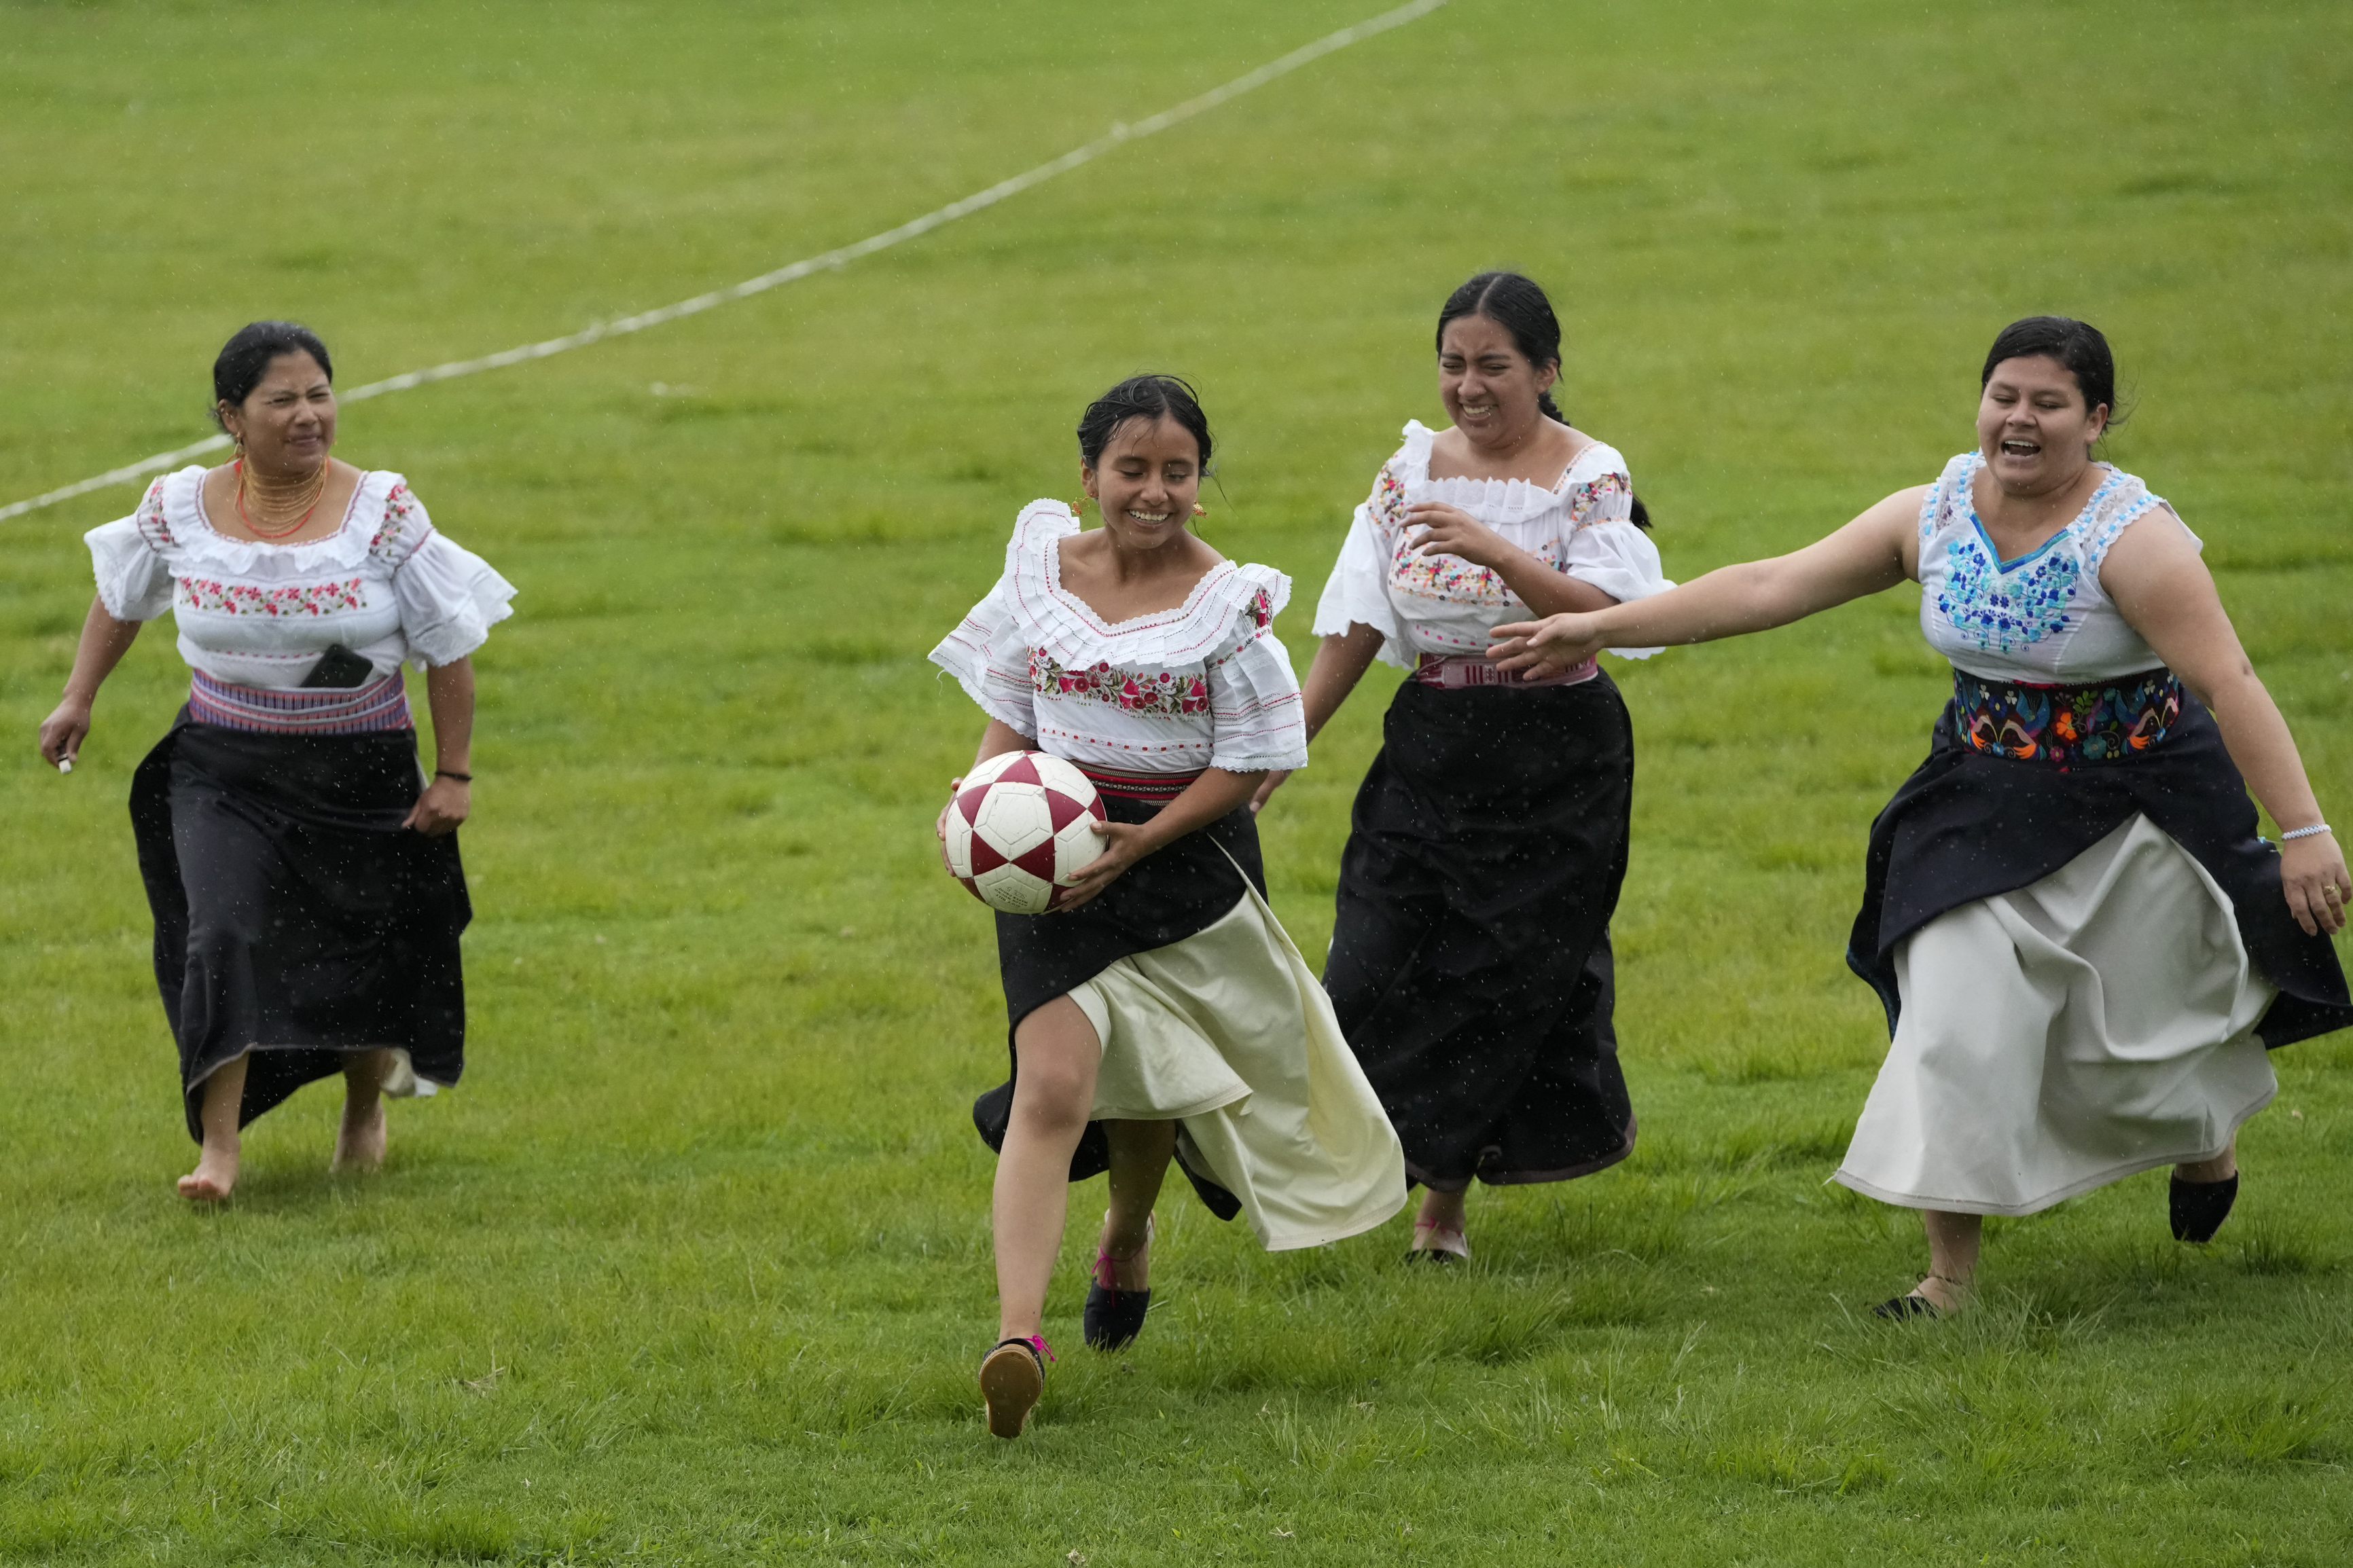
[1976,354,2106,496]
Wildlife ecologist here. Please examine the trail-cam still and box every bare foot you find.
[332,1097,387,1172]
[177,1142,238,1201]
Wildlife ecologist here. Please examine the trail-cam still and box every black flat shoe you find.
[1872,1292,1941,1321]
[1084,1212,1153,1351]
[2170,1171,2239,1243]
[1083,1283,1152,1350]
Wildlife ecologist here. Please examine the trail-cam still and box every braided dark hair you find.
[211,321,333,429]
[1076,373,1212,469]
[1436,272,1649,528]
[1981,316,2122,428]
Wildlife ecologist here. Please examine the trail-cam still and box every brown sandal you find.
[978,1334,1052,1438]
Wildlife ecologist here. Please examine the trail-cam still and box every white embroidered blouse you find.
[929,501,1310,776]
[1918,452,2177,684]
[84,465,516,688]
[1312,420,1674,668]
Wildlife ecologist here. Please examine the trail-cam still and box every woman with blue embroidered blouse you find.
[930,375,1404,1438]
[1490,316,2350,1317]
[36,321,514,1203]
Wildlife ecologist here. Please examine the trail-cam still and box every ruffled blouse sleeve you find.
[371,482,518,667]
[1560,454,1674,659]
[929,500,1073,737]
[1312,433,1419,671]
[1206,567,1308,773]
[84,478,177,621]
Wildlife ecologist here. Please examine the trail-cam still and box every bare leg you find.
[994,996,1100,1343]
[331,1048,394,1172]
[1099,1120,1174,1289]
[1412,1184,1470,1258]
[177,1054,247,1201]
[1913,1209,1981,1312]
[2177,1137,2238,1184]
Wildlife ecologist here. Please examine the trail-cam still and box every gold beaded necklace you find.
[234,457,331,539]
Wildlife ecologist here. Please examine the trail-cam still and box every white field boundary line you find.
[2,0,1445,524]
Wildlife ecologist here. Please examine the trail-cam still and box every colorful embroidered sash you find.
[1409,652,1597,690]
[1952,666,2179,767]
[190,670,414,735]
[1075,763,1203,804]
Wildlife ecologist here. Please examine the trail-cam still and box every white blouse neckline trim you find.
[162,464,398,572]
[1395,420,1625,522]
[1043,520,1241,636]
[1951,452,2132,573]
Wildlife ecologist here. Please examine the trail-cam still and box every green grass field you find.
[5,1,2352,1562]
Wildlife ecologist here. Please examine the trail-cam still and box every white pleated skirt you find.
[1835,814,2278,1217]
[1068,884,1409,1251]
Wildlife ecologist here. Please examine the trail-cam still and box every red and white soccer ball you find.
[941,750,1108,914]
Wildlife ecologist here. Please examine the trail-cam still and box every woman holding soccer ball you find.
[930,374,1405,1438]
[1489,316,2351,1315]
[1254,272,1674,1262]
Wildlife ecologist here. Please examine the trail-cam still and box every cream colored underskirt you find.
[1070,885,1408,1251]
[1836,814,2277,1218]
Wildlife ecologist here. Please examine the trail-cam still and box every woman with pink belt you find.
[37,321,514,1201]
[1255,272,1673,1262]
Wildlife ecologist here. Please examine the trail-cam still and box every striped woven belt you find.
[189,669,414,735]
[1409,652,1597,690]
[1952,666,2180,767]
[1075,763,1202,803]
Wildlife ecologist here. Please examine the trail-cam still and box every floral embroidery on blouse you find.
[1244,585,1273,631]
[1030,651,1212,716]
[134,483,176,549]
[367,484,430,567]
[179,577,367,617]
[1933,530,2079,654]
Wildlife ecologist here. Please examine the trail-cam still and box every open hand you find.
[1054,820,1153,911]
[38,698,92,770]
[2282,833,2349,936]
[1405,502,1510,570]
[1489,610,1608,675]
[403,777,469,836]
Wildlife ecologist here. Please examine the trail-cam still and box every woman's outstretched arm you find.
[37,596,143,767]
[2101,509,2348,935]
[1488,487,1928,675]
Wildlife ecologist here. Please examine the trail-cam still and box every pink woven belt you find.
[189,670,414,735]
[1409,653,1598,691]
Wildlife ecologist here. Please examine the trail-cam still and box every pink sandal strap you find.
[1092,1212,1155,1290]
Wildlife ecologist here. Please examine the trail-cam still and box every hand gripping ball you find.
[941,750,1109,913]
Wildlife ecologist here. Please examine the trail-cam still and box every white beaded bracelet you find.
[2280,823,2333,841]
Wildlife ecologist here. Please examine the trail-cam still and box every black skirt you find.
[1849,691,2352,1048]
[130,714,471,1142]
[1324,674,1637,1190]
[970,795,1261,1219]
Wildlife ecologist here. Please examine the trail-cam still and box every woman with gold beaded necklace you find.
[37,321,516,1201]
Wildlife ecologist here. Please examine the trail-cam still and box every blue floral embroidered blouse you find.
[1917,452,2183,684]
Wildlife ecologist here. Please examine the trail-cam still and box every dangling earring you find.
[1191,503,1207,517]
[1071,494,1088,515]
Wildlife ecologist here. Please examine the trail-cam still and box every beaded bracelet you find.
[2280,823,2332,841]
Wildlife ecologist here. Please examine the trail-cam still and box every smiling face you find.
[1081,414,1202,552]
[219,350,336,477]
[1977,354,2106,496]
[1439,312,1558,449]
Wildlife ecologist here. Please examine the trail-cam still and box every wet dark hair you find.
[1076,373,1212,471]
[211,321,334,428]
[1980,316,2121,426]
[1436,271,1650,528]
